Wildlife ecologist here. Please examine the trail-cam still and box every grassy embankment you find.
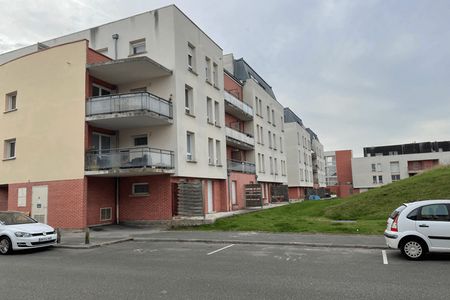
[191,166,450,234]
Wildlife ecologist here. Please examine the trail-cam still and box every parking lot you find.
[1,241,449,299]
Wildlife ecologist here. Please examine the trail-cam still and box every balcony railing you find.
[225,127,255,147]
[227,159,256,174]
[85,147,174,171]
[86,92,172,119]
[224,91,253,120]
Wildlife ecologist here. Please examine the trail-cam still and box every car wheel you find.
[0,236,13,255]
[401,239,426,260]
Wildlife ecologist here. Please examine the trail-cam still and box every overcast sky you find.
[1,0,449,157]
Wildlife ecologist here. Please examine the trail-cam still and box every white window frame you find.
[205,57,212,82]
[213,62,218,86]
[214,101,220,126]
[186,132,195,161]
[5,91,17,112]
[215,140,221,166]
[208,138,214,165]
[132,183,149,196]
[130,39,146,55]
[187,42,196,71]
[206,97,213,123]
[4,138,16,159]
[185,85,194,115]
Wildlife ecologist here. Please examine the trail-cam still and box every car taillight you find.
[391,215,399,232]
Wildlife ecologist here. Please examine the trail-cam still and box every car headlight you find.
[14,232,33,238]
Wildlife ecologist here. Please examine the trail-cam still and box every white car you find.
[384,199,450,260]
[0,211,57,255]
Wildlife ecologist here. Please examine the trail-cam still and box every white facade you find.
[311,136,326,187]
[1,5,227,180]
[352,152,450,189]
[285,122,313,188]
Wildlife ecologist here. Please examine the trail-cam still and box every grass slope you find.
[192,166,450,234]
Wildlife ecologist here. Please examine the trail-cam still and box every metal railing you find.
[224,91,253,116]
[85,147,174,171]
[86,92,172,119]
[225,127,255,146]
[227,159,256,174]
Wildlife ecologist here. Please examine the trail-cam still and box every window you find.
[260,126,264,145]
[273,133,276,149]
[130,39,146,55]
[256,125,260,143]
[92,84,111,97]
[259,99,262,117]
[281,117,284,131]
[373,176,377,184]
[371,164,376,172]
[100,208,112,221]
[186,132,195,161]
[389,151,398,155]
[187,43,196,71]
[5,91,17,111]
[391,174,400,181]
[255,97,259,115]
[378,175,383,184]
[214,101,220,125]
[213,62,218,86]
[206,97,213,123]
[267,106,271,123]
[208,138,214,165]
[280,137,283,153]
[376,163,382,172]
[4,139,16,159]
[390,161,400,173]
[269,157,273,174]
[132,183,149,196]
[297,132,300,145]
[205,57,211,82]
[185,85,193,115]
[418,204,449,221]
[215,140,221,165]
[272,110,275,126]
[268,130,272,148]
[258,153,262,172]
[17,187,26,207]
[261,154,265,172]
[134,135,148,147]
[300,168,304,181]
[274,158,278,175]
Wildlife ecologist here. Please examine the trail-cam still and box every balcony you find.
[225,127,255,150]
[86,92,173,130]
[227,159,256,174]
[85,147,174,176]
[224,91,253,121]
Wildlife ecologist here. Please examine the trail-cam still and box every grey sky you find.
[1,0,449,156]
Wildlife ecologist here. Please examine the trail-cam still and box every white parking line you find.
[207,244,235,256]
[382,250,388,265]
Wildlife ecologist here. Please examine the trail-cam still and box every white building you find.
[352,141,450,191]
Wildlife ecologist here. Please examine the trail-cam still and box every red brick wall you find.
[87,48,111,64]
[228,172,256,210]
[224,73,243,100]
[119,175,172,221]
[0,186,7,211]
[335,150,353,184]
[288,187,305,200]
[86,177,116,226]
[225,113,243,131]
[8,179,86,229]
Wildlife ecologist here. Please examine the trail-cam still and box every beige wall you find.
[0,41,87,184]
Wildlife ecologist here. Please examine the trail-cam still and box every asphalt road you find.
[1,241,449,299]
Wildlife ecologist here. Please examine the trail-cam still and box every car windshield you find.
[0,212,37,225]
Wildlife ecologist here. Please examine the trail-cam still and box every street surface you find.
[1,241,449,299]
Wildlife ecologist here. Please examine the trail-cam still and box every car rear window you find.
[389,205,406,219]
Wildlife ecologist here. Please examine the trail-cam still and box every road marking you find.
[382,250,388,265]
[207,244,235,256]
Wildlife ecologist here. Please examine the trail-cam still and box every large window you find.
[130,39,146,55]
[4,139,16,159]
[5,91,17,112]
[418,204,449,221]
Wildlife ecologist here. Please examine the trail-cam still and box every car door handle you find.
[419,224,429,228]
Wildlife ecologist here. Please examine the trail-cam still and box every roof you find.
[306,128,319,141]
[283,107,304,127]
[232,58,277,100]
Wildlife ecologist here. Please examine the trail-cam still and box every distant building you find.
[353,141,450,191]
[324,150,357,197]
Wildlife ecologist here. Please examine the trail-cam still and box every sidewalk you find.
[55,225,387,250]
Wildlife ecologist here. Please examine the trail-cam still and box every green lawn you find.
[188,166,450,235]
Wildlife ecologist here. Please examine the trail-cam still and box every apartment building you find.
[353,141,450,191]
[0,5,230,228]
[324,150,356,197]
[307,128,326,189]
[223,54,287,203]
[284,108,325,199]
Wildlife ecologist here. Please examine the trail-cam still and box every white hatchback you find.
[384,200,450,260]
[0,211,57,255]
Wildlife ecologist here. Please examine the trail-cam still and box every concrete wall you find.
[0,41,87,185]
[352,151,450,189]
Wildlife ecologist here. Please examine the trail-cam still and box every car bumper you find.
[12,234,57,250]
[384,231,399,249]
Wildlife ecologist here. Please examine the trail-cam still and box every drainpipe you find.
[227,171,231,211]
[112,34,119,59]
[115,177,120,225]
